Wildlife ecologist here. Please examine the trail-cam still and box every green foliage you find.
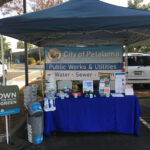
[28,52,39,61]
[17,41,34,49]
[28,51,44,61]
[0,0,12,7]
[28,57,36,65]
[17,41,24,49]
[127,0,150,53]
[0,37,10,58]
[4,49,11,58]
[128,0,150,10]
[40,51,44,60]
[128,45,150,53]
[36,60,44,65]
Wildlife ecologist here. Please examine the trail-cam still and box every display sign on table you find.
[99,73,110,97]
[83,80,93,93]
[57,81,72,90]
[45,46,123,80]
[0,85,20,116]
[125,84,134,95]
[115,73,126,94]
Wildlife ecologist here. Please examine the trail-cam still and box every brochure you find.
[111,93,124,97]
[115,73,126,94]
[125,84,134,95]
[83,80,93,93]
[99,73,110,97]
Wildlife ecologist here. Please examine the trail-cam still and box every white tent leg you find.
[1,34,9,144]
[124,45,128,83]
[0,35,6,85]
[5,115,9,144]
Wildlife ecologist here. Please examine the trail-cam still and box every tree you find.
[0,37,10,58]
[128,0,150,53]
[17,41,34,49]
[128,0,150,10]
[28,51,44,61]
[0,0,23,15]
[30,0,63,12]
[0,0,63,15]
[0,0,12,7]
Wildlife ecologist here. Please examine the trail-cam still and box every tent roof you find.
[1,0,150,46]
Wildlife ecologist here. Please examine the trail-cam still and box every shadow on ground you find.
[19,124,150,150]
[1,121,150,150]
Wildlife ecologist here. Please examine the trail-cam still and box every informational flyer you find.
[125,84,134,95]
[83,80,93,93]
[115,73,126,94]
[99,73,110,97]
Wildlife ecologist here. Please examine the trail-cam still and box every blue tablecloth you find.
[44,95,141,136]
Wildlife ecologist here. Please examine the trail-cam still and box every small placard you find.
[0,85,20,116]
[125,84,134,95]
[99,73,110,97]
[83,80,93,93]
[115,73,126,94]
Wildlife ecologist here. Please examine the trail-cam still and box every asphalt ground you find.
[5,97,148,150]
[21,125,150,150]
[139,98,150,124]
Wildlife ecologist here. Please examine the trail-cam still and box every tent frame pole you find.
[24,43,28,86]
[1,34,9,144]
[124,45,128,84]
[23,0,28,86]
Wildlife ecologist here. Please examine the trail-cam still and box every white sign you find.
[99,73,110,97]
[83,80,93,92]
[115,73,126,94]
[125,84,134,95]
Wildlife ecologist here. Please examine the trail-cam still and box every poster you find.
[83,80,93,93]
[99,73,110,97]
[115,73,126,94]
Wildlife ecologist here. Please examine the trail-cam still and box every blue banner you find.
[45,63,122,70]
[44,46,123,80]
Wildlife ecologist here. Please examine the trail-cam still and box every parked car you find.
[0,60,7,76]
[123,53,150,84]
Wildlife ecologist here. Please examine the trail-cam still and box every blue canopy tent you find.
[0,0,150,46]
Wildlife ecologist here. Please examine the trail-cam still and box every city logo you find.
[48,48,61,62]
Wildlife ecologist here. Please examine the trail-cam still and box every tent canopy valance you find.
[0,0,150,46]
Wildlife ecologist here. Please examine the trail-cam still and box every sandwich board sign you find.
[0,85,20,116]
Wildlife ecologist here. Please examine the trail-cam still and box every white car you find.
[0,60,7,76]
[123,53,150,84]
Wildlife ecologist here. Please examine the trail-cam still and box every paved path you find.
[7,69,42,89]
